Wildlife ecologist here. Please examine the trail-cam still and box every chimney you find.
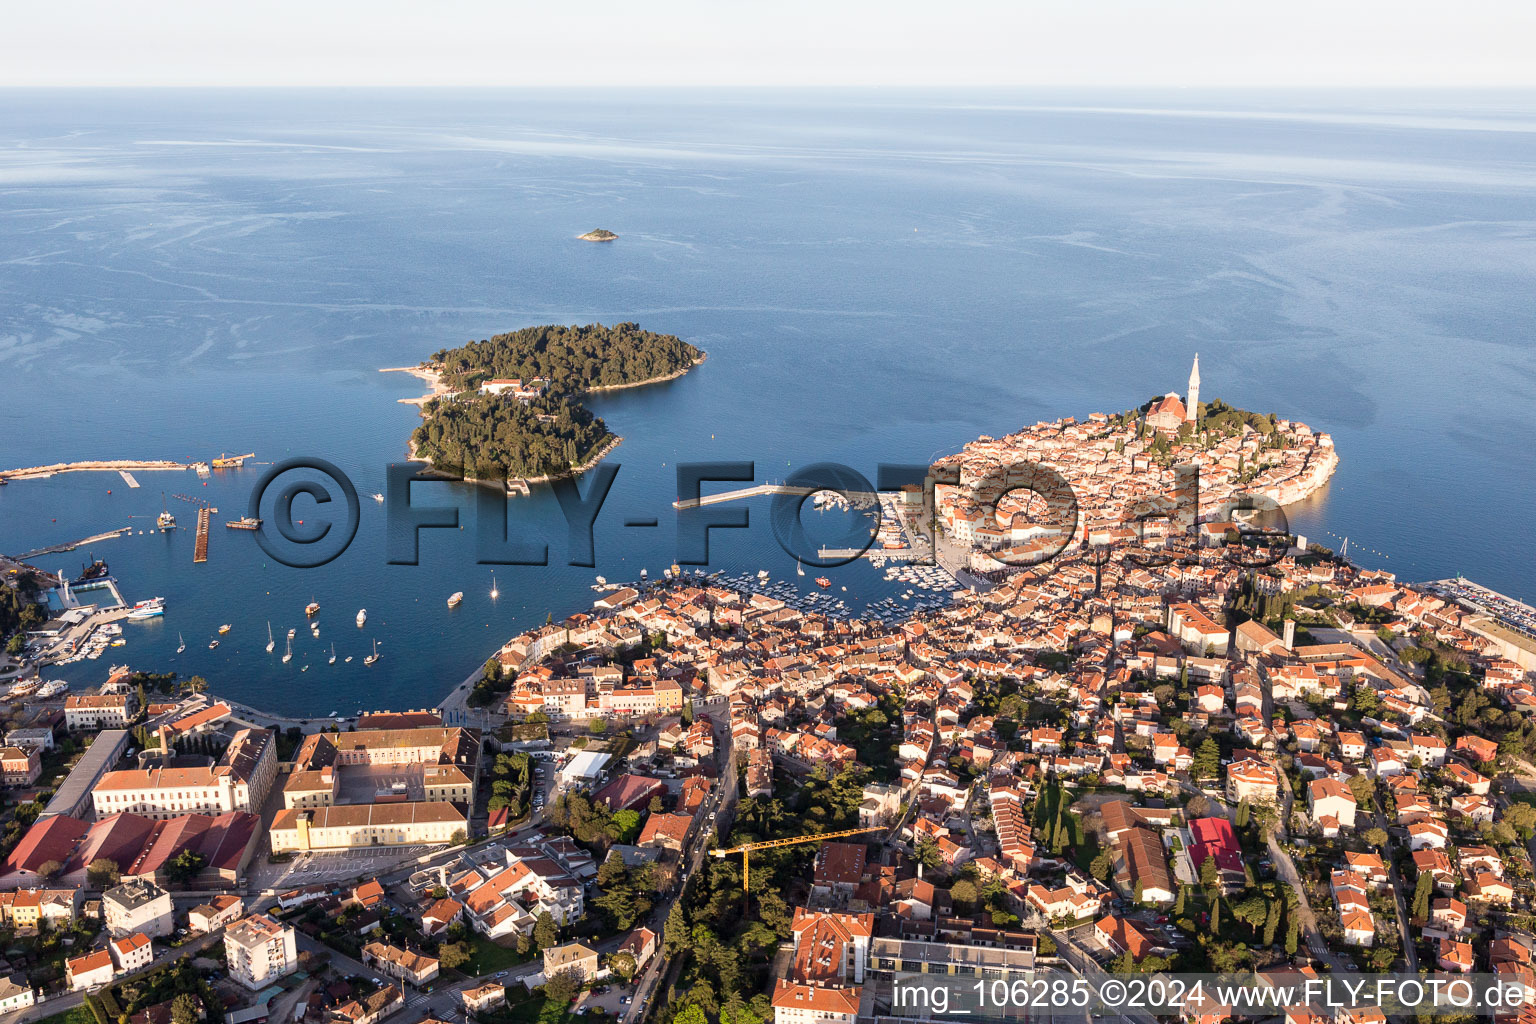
[1283,620,1295,651]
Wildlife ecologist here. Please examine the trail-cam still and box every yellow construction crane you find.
[711,826,882,891]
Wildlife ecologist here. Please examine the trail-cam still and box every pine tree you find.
[1236,797,1250,829]
[1262,898,1281,947]
[1174,886,1186,916]
[1285,915,1299,955]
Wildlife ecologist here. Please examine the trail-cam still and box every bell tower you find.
[1186,354,1200,423]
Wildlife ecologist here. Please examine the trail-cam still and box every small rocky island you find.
[406,322,702,482]
[578,228,618,242]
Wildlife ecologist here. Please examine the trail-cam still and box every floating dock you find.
[194,507,212,562]
[118,471,140,488]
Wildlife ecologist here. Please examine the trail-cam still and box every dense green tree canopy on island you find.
[413,391,611,480]
[431,322,701,392]
[414,322,702,479]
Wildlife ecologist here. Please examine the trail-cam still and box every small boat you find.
[372,493,385,503]
[157,493,176,530]
[490,573,499,600]
[815,577,832,589]
[266,622,275,653]
[448,592,463,608]
[364,638,380,666]
[177,633,186,653]
[640,568,648,579]
[797,560,805,576]
[305,599,320,616]
[218,623,232,634]
[595,575,607,585]
[301,665,308,672]
[356,609,367,626]
[282,637,292,664]
[287,627,296,640]
[208,639,220,649]
[344,656,353,663]
[328,643,336,665]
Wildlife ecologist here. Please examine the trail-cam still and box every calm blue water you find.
[3,89,1535,714]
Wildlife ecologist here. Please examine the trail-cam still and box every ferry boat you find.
[447,592,463,608]
[364,638,380,666]
[356,609,367,627]
[217,623,232,634]
[127,597,165,620]
[34,680,67,699]
[305,599,320,616]
[225,516,262,530]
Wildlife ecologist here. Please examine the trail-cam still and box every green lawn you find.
[464,935,534,977]
[35,1007,96,1024]
[493,990,579,1024]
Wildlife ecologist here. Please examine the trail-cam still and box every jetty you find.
[194,507,214,563]
[0,459,189,483]
[12,528,133,560]
[672,483,820,510]
[118,471,140,488]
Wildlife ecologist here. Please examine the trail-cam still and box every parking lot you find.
[257,845,436,889]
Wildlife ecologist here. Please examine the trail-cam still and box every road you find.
[1264,834,1348,971]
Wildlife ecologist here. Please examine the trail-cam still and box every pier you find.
[0,459,189,483]
[118,471,140,488]
[672,483,819,510]
[11,528,133,560]
[194,507,213,563]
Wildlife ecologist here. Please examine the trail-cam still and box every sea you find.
[2,88,1535,716]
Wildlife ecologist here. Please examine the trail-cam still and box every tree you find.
[1199,855,1219,891]
[1090,850,1113,882]
[533,911,559,951]
[87,858,120,888]
[542,968,582,1006]
[915,837,943,872]
[1192,738,1221,780]
[171,994,201,1024]
[664,902,690,956]
[1363,827,1388,848]
[1186,794,1211,820]
[1285,915,1299,955]
[36,859,61,880]
[1412,871,1433,921]
[515,932,531,955]
[673,1007,709,1024]
[1262,897,1281,947]
[950,879,978,910]
[1235,798,1250,829]
[610,950,637,981]
[438,941,472,970]
[591,719,609,736]
[166,849,207,884]
[1504,802,1536,836]
[1347,773,1375,811]
[1174,886,1187,916]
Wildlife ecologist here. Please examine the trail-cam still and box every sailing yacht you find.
[797,560,805,576]
[490,572,499,600]
[328,643,336,665]
[282,637,292,664]
[266,622,275,653]
[176,633,185,653]
[364,639,380,665]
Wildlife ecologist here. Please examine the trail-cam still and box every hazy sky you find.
[6,0,1536,88]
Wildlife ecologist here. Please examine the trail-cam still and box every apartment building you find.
[224,914,298,989]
